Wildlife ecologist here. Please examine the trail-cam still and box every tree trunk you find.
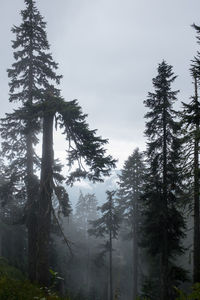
[161,96,168,300]
[133,200,138,300]
[193,75,200,283]
[26,1,39,282]
[109,229,113,300]
[26,132,38,282]
[0,229,2,257]
[36,111,54,286]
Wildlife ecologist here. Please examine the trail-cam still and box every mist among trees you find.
[0,1,200,300]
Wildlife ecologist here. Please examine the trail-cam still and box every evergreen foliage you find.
[1,0,116,286]
[8,0,62,104]
[117,148,145,299]
[141,61,187,300]
[89,190,121,300]
[2,0,62,190]
[181,24,200,283]
[117,148,145,237]
[89,190,120,240]
[181,70,200,283]
[75,191,98,234]
[1,0,63,283]
[1,1,199,298]
[191,23,200,76]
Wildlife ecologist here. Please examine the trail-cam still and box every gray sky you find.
[1,0,200,168]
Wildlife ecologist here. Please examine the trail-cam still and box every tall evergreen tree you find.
[37,94,116,282]
[87,193,99,223]
[75,191,98,235]
[89,190,121,300]
[117,148,145,300]
[142,61,186,300]
[75,190,88,233]
[1,0,116,286]
[74,191,99,295]
[187,23,200,283]
[181,68,200,283]
[1,0,61,280]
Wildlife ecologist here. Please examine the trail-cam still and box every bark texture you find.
[36,112,54,286]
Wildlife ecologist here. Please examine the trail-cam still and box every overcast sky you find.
[1,0,200,169]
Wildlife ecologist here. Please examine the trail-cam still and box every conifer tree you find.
[189,23,200,283]
[192,24,200,77]
[117,148,145,300]
[75,191,98,235]
[1,0,116,286]
[182,25,200,282]
[142,61,186,300]
[182,71,200,283]
[1,0,62,281]
[87,193,99,223]
[75,191,88,233]
[74,191,99,294]
[36,96,116,286]
[89,190,121,300]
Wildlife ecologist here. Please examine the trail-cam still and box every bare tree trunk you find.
[133,201,138,300]
[36,111,54,286]
[26,133,38,282]
[109,229,113,300]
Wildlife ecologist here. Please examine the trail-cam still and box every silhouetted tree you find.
[191,23,200,78]
[142,61,186,300]
[117,148,145,300]
[89,190,121,300]
[182,67,200,283]
[75,191,98,235]
[184,23,200,283]
[1,0,116,286]
[1,0,62,281]
[32,89,116,285]
[74,191,99,295]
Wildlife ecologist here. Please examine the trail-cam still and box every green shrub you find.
[0,276,72,300]
[0,257,73,299]
[175,283,200,299]
[0,276,58,300]
[0,256,24,280]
